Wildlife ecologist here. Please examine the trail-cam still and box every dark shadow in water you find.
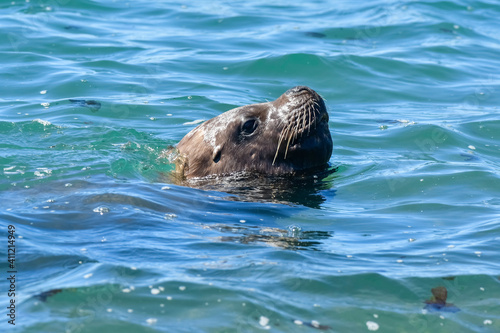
[166,165,337,209]
[304,31,326,38]
[69,99,102,112]
[34,289,63,302]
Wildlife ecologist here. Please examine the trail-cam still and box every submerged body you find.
[176,86,332,179]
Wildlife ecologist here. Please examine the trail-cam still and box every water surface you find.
[1,0,500,332]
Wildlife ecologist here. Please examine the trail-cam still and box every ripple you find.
[2,0,500,332]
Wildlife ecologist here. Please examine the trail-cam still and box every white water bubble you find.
[366,321,379,331]
[259,316,270,327]
[34,168,52,177]
[33,119,51,126]
[93,206,110,215]
[146,318,157,325]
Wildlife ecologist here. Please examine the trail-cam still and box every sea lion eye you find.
[241,119,258,136]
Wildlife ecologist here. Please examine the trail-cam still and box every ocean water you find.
[1,0,500,332]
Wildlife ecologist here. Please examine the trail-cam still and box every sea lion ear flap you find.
[212,145,222,163]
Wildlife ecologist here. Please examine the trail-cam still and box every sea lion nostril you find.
[285,86,313,95]
[295,86,310,92]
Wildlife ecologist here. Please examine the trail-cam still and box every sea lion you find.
[175,86,333,179]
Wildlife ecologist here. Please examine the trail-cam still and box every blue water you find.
[1,0,500,332]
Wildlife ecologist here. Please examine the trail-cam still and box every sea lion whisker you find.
[295,107,304,137]
[300,105,308,136]
[284,129,295,159]
[307,104,312,135]
[273,129,286,165]
[312,104,317,130]
[282,121,295,160]
[294,113,302,139]
[273,123,291,165]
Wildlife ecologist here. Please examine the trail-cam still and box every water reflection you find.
[166,166,337,209]
[207,224,333,251]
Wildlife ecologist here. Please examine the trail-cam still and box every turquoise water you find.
[1,0,500,332]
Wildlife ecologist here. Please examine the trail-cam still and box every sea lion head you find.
[176,86,333,178]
